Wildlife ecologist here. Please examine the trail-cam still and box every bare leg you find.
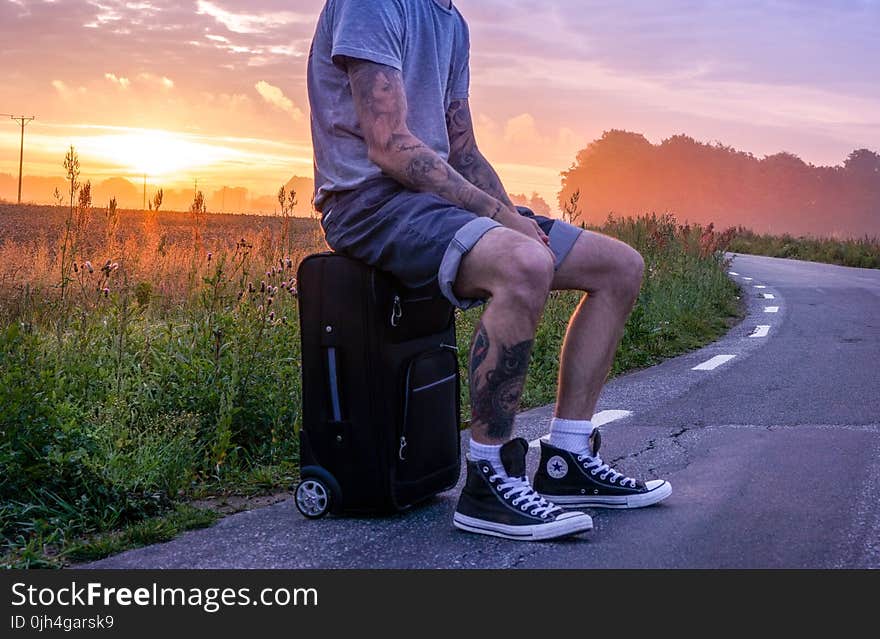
[453,228,554,445]
[550,231,645,420]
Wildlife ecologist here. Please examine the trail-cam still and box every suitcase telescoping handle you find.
[322,322,342,422]
[326,346,342,422]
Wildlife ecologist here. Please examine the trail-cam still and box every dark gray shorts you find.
[320,178,583,309]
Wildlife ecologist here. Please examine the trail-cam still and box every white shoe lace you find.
[576,454,638,488]
[490,473,561,518]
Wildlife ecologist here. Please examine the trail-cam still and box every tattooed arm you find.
[346,58,507,219]
[445,99,517,211]
[445,98,549,245]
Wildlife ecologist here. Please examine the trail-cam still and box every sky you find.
[1,0,878,211]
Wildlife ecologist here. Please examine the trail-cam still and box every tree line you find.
[558,130,880,237]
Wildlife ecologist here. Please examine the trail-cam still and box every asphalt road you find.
[86,254,880,569]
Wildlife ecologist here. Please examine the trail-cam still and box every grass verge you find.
[728,228,880,269]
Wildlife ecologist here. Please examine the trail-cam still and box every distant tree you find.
[509,192,552,217]
[190,190,207,249]
[52,187,63,207]
[844,149,880,176]
[558,129,880,236]
[152,188,163,212]
[190,190,206,217]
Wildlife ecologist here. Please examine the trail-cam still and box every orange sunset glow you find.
[1,0,878,219]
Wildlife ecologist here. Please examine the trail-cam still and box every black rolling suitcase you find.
[293,252,461,518]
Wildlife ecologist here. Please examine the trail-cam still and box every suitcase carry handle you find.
[326,346,343,422]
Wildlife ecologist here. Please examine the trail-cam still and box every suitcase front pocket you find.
[396,348,460,488]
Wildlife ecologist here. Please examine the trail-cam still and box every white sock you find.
[549,417,595,455]
[469,439,507,477]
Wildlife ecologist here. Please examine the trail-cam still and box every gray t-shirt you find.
[307,0,470,211]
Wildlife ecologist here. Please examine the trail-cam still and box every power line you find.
[2,114,36,204]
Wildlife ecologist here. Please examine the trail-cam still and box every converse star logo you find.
[547,455,568,479]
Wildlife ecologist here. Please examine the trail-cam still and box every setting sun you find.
[70,128,245,179]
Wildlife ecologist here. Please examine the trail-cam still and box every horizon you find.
[2,1,879,214]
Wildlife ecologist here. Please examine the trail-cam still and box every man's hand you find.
[495,207,554,256]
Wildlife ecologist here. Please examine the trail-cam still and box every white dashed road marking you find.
[692,354,737,371]
[743,277,753,281]
[755,285,767,289]
[528,410,633,448]
[763,293,775,299]
[750,325,771,338]
[764,306,779,313]
[729,271,739,276]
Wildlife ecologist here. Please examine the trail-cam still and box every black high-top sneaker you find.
[453,438,593,541]
[534,429,672,509]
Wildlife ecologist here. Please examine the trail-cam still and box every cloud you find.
[196,0,311,35]
[138,73,174,89]
[51,80,87,98]
[255,80,303,120]
[104,73,131,88]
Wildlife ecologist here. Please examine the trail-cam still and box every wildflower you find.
[286,257,292,269]
[248,281,255,293]
[260,281,266,293]
[268,311,276,322]
[102,287,109,297]
[266,270,272,278]
[237,291,243,301]
[290,287,298,298]
[257,305,264,313]
[73,262,79,273]
[267,297,273,307]
[281,280,288,288]
[110,262,119,271]
[207,251,213,262]
[279,258,284,269]
[281,316,287,325]
[85,261,94,273]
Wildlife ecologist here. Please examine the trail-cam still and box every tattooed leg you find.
[468,321,535,443]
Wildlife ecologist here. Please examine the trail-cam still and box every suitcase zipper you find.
[398,350,458,462]
[391,295,436,328]
[391,295,402,327]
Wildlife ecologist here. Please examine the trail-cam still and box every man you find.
[307,0,671,541]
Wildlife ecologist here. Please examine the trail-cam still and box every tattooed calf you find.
[469,322,533,440]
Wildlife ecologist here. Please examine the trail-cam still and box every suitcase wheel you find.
[295,478,332,519]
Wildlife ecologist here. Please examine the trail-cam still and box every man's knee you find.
[613,245,644,303]
[495,243,554,315]
[453,228,553,310]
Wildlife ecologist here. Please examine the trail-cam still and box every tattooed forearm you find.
[446,100,515,209]
[469,322,534,441]
[346,58,507,219]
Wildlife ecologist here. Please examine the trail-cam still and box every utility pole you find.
[3,114,35,204]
